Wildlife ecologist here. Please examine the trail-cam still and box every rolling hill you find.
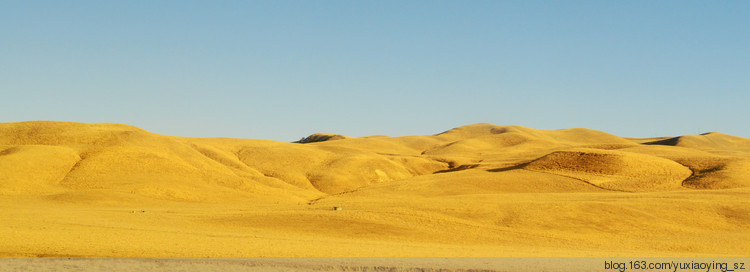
[0,121,748,256]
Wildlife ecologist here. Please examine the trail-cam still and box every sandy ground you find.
[1,189,748,257]
[2,257,749,272]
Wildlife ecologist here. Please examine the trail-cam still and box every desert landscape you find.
[0,121,748,257]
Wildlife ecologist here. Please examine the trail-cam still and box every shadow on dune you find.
[433,164,480,174]
[487,162,531,173]
[643,136,681,146]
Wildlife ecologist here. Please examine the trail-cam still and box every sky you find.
[1,1,748,141]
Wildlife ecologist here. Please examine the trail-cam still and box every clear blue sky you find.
[2,1,748,141]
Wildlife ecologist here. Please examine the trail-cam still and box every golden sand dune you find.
[524,148,692,192]
[645,132,750,155]
[0,121,748,257]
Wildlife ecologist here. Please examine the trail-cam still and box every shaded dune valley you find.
[1,121,749,257]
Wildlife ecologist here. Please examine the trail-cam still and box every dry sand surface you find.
[4,257,749,272]
[1,121,749,258]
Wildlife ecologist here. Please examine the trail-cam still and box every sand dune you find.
[645,132,750,155]
[0,121,748,256]
[524,148,692,192]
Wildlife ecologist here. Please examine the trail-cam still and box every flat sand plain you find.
[1,121,748,257]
